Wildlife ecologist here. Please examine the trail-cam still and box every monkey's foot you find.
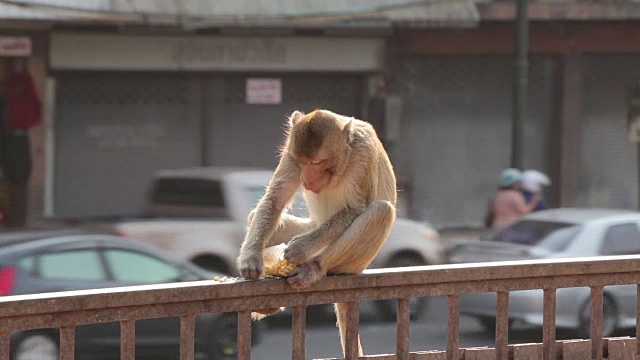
[286,259,325,289]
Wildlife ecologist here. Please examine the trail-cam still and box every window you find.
[249,186,309,218]
[104,249,186,283]
[488,220,578,250]
[39,250,105,280]
[601,223,640,255]
[153,178,225,208]
[18,256,35,274]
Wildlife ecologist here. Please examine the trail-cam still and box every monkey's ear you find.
[343,118,354,144]
[288,111,305,126]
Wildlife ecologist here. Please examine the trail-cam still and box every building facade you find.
[1,1,640,228]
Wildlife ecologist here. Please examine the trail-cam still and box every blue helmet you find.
[499,168,522,188]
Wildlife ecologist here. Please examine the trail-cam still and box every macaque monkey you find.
[237,109,397,356]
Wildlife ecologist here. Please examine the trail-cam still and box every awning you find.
[0,0,480,29]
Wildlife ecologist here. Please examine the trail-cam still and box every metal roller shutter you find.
[54,73,202,218]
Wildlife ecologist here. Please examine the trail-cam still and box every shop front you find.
[49,33,384,218]
[0,34,46,228]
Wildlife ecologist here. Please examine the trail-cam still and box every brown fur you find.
[237,109,397,357]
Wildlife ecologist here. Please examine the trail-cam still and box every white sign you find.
[51,34,384,72]
[246,78,282,104]
[0,37,31,56]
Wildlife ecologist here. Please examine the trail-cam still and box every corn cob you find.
[263,243,297,277]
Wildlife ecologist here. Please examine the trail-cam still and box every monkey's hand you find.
[284,234,315,265]
[237,251,264,280]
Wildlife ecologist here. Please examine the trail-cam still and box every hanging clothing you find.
[7,70,42,130]
[4,132,31,183]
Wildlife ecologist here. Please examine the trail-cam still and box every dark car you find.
[0,229,258,360]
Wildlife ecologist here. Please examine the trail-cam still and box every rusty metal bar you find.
[120,319,135,360]
[0,334,8,360]
[0,257,639,360]
[590,286,604,360]
[496,291,509,360]
[292,305,306,360]
[59,326,75,360]
[447,294,460,360]
[637,285,640,357]
[238,310,252,360]
[345,301,360,360]
[396,298,410,360]
[542,288,556,360]
[180,314,196,360]
[4,271,640,334]
[4,256,640,320]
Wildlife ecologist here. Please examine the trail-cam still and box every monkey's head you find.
[286,110,352,194]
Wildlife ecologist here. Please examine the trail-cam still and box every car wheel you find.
[577,295,618,339]
[11,332,58,360]
[375,254,429,322]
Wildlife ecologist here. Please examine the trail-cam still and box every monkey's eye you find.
[310,160,323,165]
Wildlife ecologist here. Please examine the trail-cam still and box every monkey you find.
[236,109,397,356]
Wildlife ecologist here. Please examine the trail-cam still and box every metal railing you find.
[2,255,640,360]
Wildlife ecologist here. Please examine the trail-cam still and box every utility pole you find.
[511,0,529,169]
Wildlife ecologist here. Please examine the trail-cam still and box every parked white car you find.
[448,208,640,337]
[116,167,443,320]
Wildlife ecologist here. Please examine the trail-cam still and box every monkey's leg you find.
[265,213,315,247]
[334,201,395,357]
[288,200,395,357]
[323,200,396,274]
[286,200,395,288]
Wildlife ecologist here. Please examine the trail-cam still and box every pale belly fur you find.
[303,184,348,225]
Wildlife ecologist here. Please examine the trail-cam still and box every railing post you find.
[180,314,196,360]
[590,286,604,360]
[345,301,360,360]
[59,326,76,360]
[447,294,460,360]
[238,310,252,360]
[396,298,410,360]
[292,305,306,360]
[120,319,136,360]
[0,333,8,360]
[496,291,509,360]
[543,288,556,360]
[636,285,640,358]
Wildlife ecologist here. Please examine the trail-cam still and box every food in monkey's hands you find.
[262,243,297,277]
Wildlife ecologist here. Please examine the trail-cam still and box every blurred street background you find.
[2,1,640,359]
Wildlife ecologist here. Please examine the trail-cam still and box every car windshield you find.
[488,219,580,251]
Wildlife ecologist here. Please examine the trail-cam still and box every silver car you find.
[447,208,640,337]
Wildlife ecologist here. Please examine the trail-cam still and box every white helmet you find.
[521,170,551,193]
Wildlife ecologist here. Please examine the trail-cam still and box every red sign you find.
[0,37,32,56]
[246,78,282,104]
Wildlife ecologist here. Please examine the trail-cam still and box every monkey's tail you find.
[334,302,364,357]
[251,307,285,321]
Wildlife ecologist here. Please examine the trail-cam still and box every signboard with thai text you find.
[246,78,282,104]
[51,34,384,72]
[0,37,31,56]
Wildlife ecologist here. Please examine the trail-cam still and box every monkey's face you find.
[288,109,349,193]
[296,155,335,194]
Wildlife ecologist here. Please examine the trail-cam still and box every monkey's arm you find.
[237,155,301,279]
